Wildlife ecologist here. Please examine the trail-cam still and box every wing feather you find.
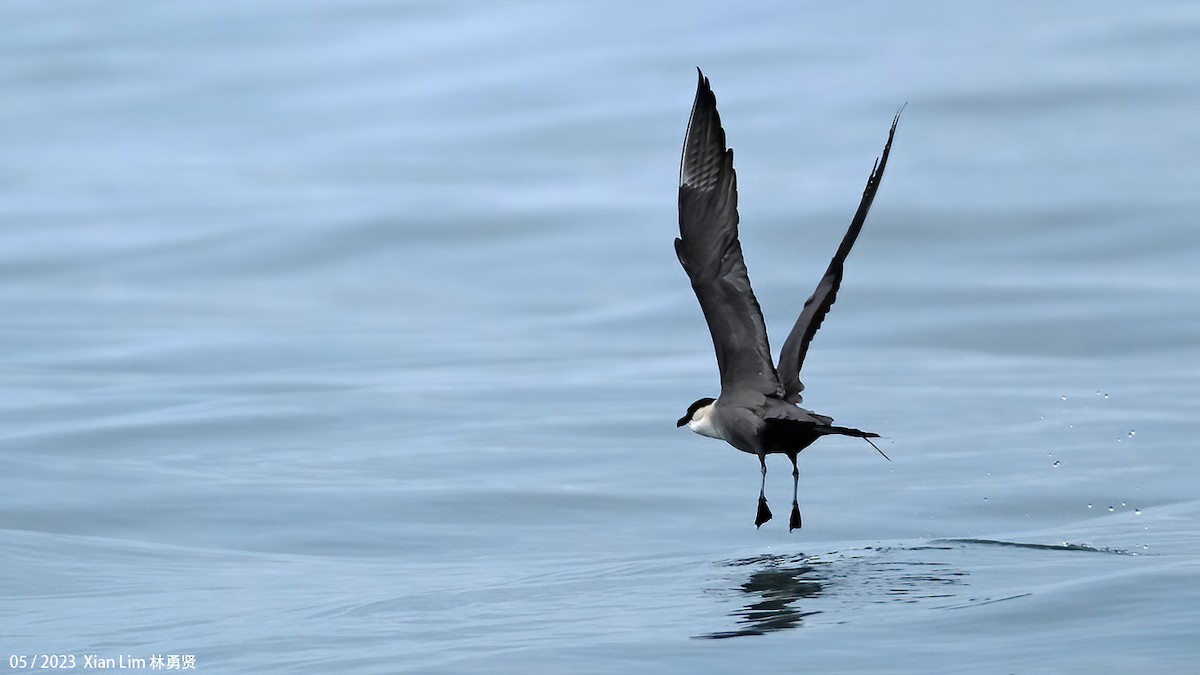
[778,107,902,403]
[676,70,784,399]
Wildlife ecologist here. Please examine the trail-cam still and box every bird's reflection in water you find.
[698,557,823,639]
[696,548,966,640]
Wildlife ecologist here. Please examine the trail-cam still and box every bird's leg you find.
[755,453,772,528]
[788,453,802,532]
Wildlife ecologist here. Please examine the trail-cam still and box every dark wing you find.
[675,69,784,399]
[777,107,902,403]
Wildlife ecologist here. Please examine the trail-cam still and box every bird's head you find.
[677,397,716,428]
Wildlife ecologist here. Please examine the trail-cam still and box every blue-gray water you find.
[3,1,1200,672]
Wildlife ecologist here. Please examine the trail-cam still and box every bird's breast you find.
[687,414,724,440]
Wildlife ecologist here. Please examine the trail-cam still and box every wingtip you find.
[689,68,717,113]
[680,68,725,189]
[866,104,903,183]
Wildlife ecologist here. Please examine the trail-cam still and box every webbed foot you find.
[788,500,802,532]
[755,495,773,528]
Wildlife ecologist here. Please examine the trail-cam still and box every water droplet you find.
[1142,544,1149,550]
[1087,503,1093,509]
[1052,460,1060,467]
[1039,415,1045,420]
[1135,508,1141,515]
[983,497,988,502]
[1108,506,1115,512]
[1061,395,1068,401]
[1095,390,1102,396]
[1104,393,1109,399]
[1121,502,1127,507]
[1128,430,1136,437]
[1069,424,1074,429]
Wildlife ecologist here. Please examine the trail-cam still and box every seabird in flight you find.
[674,69,901,530]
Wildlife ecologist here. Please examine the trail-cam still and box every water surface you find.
[2,1,1200,672]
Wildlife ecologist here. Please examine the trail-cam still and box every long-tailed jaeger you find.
[674,69,901,530]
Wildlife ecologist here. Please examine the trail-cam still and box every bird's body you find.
[674,70,900,530]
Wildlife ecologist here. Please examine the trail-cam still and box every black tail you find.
[820,424,879,439]
[819,425,890,461]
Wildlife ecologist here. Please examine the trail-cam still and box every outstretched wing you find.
[675,70,784,399]
[777,108,902,403]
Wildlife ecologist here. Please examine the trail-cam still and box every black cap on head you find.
[677,397,716,427]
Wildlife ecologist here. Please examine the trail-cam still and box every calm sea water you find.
[3,1,1200,672]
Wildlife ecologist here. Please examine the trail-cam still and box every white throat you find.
[686,403,722,440]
